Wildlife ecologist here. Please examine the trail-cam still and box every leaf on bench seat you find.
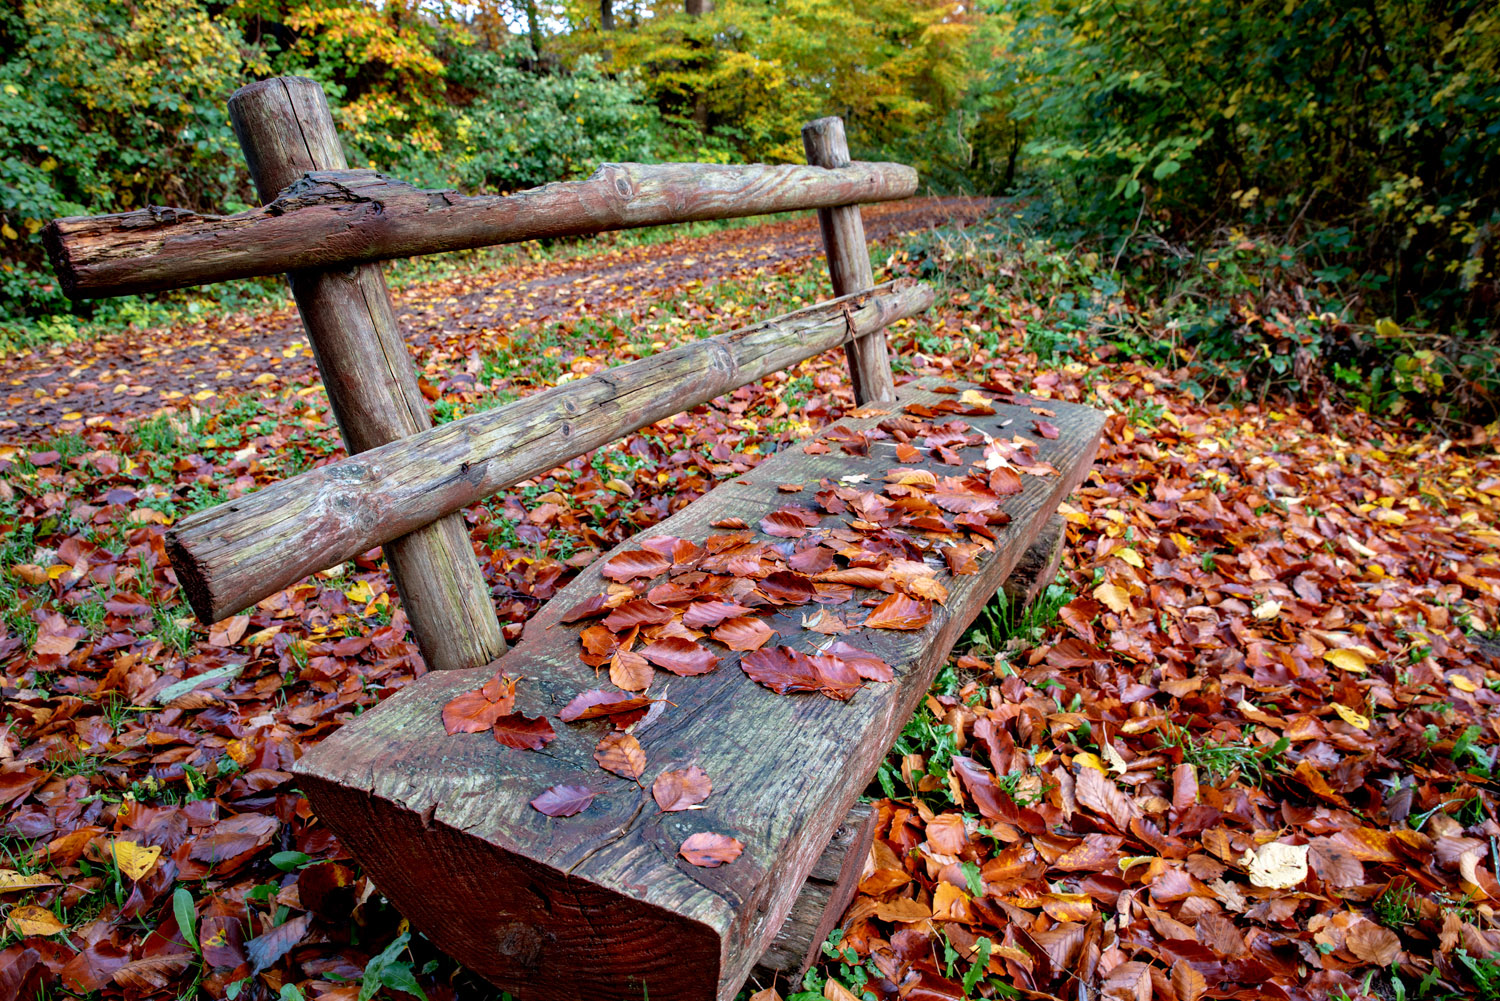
[652,766,712,812]
[679,832,743,868]
[492,713,556,751]
[529,785,597,818]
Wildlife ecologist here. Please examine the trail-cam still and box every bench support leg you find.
[228,77,506,672]
[802,117,898,406]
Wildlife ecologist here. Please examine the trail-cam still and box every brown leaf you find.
[681,600,751,629]
[862,592,932,631]
[245,913,312,973]
[824,641,895,681]
[641,637,719,676]
[713,616,776,652]
[1347,919,1402,966]
[594,732,646,780]
[610,648,654,691]
[653,765,712,811]
[1074,766,1136,832]
[679,832,743,867]
[600,549,671,582]
[760,510,809,538]
[530,784,597,817]
[441,673,517,734]
[1170,960,1207,1001]
[492,712,556,750]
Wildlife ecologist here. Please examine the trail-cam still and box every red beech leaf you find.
[824,641,895,682]
[757,570,817,605]
[559,593,609,623]
[600,549,671,583]
[442,674,516,734]
[653,765,712,811]
[740,645,823,694]
[1032,418,1060,439]
[680,832,744,867]
[594,732,646,780]
[681,600,751,629]
[759,510,809,538]
[492,712,556,750]
[529,785,597,817]
[862,593,932,630]
[603,599,673,632]
[713,616,776,652]
[641,637,719,676]
[609,648,653,692]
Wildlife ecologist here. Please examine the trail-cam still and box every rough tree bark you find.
[48,161,918,299]
[226,77,505,673]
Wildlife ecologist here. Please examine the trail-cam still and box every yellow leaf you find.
[1073,752,1107,773]
[5,904,63,936]
[251,372,276,385]
[1324,649,1369,674]
[111,839,162,881]
[1,223,18,240]
[1116,548,1144,568]
[1450,675,1478,693]
[1118,855,1154,872]
[344,580,376,605]
[1331,702,1370,730]
[0,869,61,893]
[1093,582,1131,614]
[1253,600,1282,620]
[61,412,82,421]
[191,390,216,402]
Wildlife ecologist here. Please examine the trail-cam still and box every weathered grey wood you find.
[1002,513,1066,610]
[166,279,934,625]
[291,379,1106,1001]
[749,804,875,987]
[228,76,504,673]
[46,160,919,299]
[802,117,896,406]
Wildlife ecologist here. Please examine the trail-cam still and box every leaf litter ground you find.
[1,203,1499,1001]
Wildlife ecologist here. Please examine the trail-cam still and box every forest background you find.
[1,0,1497,425]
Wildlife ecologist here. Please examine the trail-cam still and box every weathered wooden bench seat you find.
[295,382,1101,1001]
[45,75,1105,1001]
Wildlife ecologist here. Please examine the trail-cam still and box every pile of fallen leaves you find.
[2,202,1499,1001]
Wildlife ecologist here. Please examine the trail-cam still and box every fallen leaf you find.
[492,712,557,750]
[530,785,598,817]
[653,766,712,811]
[1244,841,1309,889]
[680,832,743,867]
[594,732,646,780]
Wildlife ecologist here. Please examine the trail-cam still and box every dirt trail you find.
[0,196,990,439]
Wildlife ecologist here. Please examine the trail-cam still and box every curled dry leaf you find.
[530,785,597,818]
[557,689,653,723]
[679,832,744,867]
[594,732,647,780]
[653,765,712,811]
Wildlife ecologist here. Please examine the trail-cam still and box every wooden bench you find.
[46,76,1104,1001]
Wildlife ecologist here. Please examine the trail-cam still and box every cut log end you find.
[163,529,221,625]
[297,771,723,1000]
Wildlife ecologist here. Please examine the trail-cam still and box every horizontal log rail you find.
[46,161,919,299]
[167,278,934,623]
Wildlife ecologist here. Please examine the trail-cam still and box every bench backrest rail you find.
[46,75,927,674]
[167,278,932,625]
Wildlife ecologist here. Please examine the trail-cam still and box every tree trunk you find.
[525,0,543,58]
[686,0,713,128]
[601,0,614,31]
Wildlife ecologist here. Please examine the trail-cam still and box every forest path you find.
[0,196,990,439]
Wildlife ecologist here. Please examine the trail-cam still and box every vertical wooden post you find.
[802,116,898,404]
[229,77,506,672]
